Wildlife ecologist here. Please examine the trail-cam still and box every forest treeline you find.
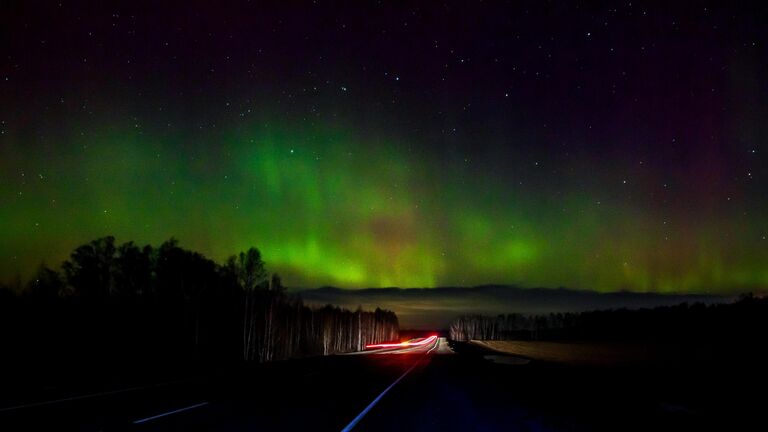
[0,236,398,369]
[449,295,768,343]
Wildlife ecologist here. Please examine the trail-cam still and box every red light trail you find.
[365,335,438,350]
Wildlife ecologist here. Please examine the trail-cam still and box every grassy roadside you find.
[470,340,689,367]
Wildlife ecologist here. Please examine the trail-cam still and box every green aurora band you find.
[2,119,767,293]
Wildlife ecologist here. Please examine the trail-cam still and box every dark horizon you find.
[295,284,730,329]
[1,234,737,329]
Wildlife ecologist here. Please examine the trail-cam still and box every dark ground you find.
[0,340,764,431]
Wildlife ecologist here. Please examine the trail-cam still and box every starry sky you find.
[2,1,767,293]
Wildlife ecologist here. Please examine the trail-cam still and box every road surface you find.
[0,337,754,431]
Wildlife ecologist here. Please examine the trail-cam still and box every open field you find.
[470,340,684,366]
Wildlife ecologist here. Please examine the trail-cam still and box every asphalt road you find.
[0,337,759,431]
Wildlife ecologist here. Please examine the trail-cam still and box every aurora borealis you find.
[2,1,768,294]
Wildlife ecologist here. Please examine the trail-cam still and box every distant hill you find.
[293,285,728,329]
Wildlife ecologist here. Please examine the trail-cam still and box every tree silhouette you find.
[113,242,152,298]
[234,248,267,291]
[62,236,116,299]
[26,264,65,301]
[234,247,268,361]
[2,236,400,372]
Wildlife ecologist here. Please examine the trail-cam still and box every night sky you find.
[2,1,767,293]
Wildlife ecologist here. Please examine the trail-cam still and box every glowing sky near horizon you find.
[2,2,768,293]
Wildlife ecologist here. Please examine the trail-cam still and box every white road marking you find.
[133,401,209,424]
[340,337,440,431]
[340,361,420,432]
[0,381,180,413]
